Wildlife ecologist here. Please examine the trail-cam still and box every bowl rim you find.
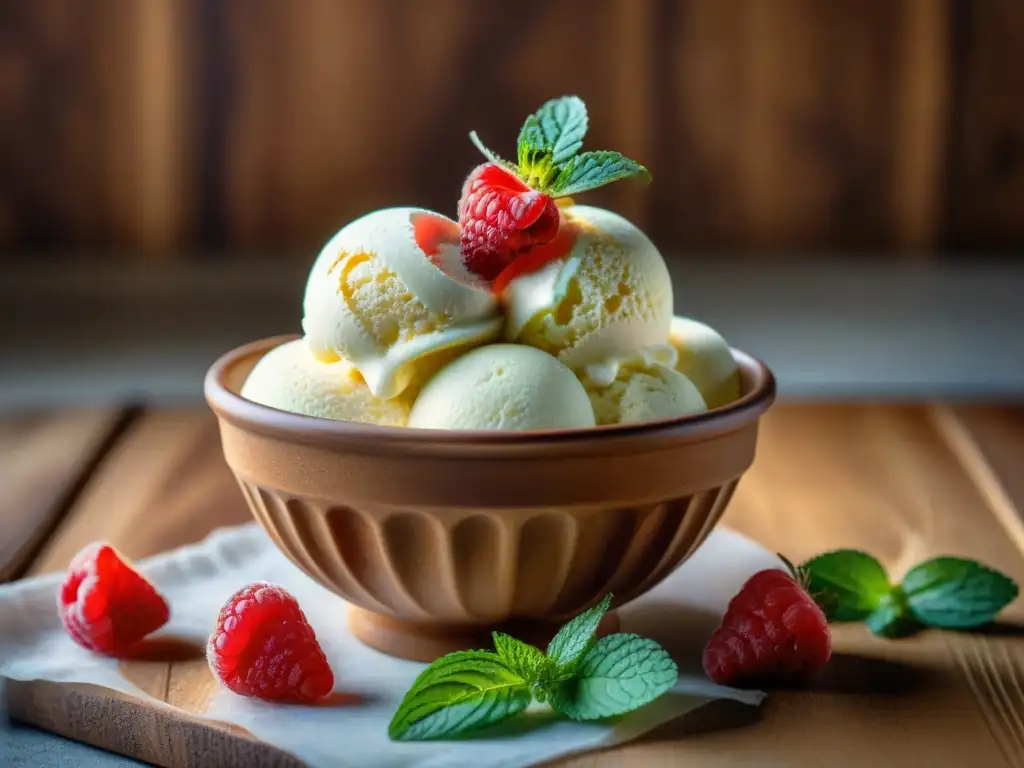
[205,335,776,452]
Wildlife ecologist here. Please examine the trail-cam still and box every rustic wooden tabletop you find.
[3,402,1024,767]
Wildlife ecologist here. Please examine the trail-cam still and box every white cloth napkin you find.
[0,523,774,767]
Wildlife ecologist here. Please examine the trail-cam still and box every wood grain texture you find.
[219,0,658,252]
[0,408,127,582]
[28,409,250,575]
[8,403,1024,767]
[945,1,1024,251]
[0,0,192,253]
[3,0,1020,255]
[933,405,1024,565]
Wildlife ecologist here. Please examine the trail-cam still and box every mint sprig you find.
[549,634,678,720]
[387,652,531,741]
[546,593,611,668]
[549,151,651,197]
[801,550,1018,637]
[469,95,649,198]
[388,593,679,741]
[518,95,588,168]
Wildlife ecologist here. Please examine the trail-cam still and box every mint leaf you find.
[548,633,678,721]
[865,586,920,637]
[548,151,650,197]
[469,131,516,171]
[492,632,549,683]
[517,95,588,168]
[801,550,891,621]
[547,594,612,669]
[901,557,1018,630]
[388,651,532,741]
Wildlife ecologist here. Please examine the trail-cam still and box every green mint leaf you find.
[468,131,517,172]
[865,586,920,637]
[492,632,550,683]
[901,557,1019,630]
[801,550,891,621]
[517,95,588,168]
[548,633,678,721]
[388,651,532,741]
[548,151,650,197]
[547,594,613,669]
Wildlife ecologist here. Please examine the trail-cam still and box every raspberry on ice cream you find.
[458,163,560,282]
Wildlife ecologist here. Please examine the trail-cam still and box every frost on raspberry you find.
[207,582,334,703]
[58,542,170,655]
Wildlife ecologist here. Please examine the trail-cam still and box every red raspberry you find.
[207,582,334,703]
[59,542,170,655]
[702,568,831,687]
[458,162,560,281]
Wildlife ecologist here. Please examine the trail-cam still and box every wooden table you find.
[4,403,1024,767]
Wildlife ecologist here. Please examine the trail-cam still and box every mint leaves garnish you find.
[492,631,550,683]
[551,151,651,198]
[549,634,679,721]
[801,550,891,621]
[518,94,588,168]
[901,557,1019,629]
[388,652,532,741]
[801,550,1018,637]
[470,95,650,198]
[546,593,611,668]
[388,593,678,741]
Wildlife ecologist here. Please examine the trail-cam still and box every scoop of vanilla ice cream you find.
[503,205,672,371]
[408,344,595,431]
[303,207,503,399]
[669,316,741,409]
[579,345,706,425]
[241,339,411,426]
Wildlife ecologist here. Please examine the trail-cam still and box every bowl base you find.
[347,606,621,662]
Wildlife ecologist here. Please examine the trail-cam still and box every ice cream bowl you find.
[205,334,777,661]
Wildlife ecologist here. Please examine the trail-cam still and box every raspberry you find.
[207,582,334,703]
[702,568,831,687]
[458,163,560,281]
[58,542,170,655]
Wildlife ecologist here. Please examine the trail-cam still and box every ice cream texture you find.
[240,97,748,429]
[502,205,673,372]
[302,207,503,399]
[408,344,595,431]
[580,345,707,426]
[241,339,411,426]
[669,316,741,410]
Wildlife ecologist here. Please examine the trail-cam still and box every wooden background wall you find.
[1,0,1023,260]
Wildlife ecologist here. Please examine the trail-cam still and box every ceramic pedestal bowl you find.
[205,335,776,661]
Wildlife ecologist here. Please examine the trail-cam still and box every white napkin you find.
[0,523,773,767]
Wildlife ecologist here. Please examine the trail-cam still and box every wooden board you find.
[0,408,128,581]
[5,404,1024,767]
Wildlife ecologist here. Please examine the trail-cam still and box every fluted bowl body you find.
[205,336,776,655]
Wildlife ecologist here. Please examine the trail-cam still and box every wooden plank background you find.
[1,0,1023,258]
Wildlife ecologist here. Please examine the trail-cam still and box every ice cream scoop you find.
[408,344,595,431]
[502,205,672,371]
[669,316,741,409]
[302,207,503,399]
[241,339,411,426]
[579,345,707,425]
